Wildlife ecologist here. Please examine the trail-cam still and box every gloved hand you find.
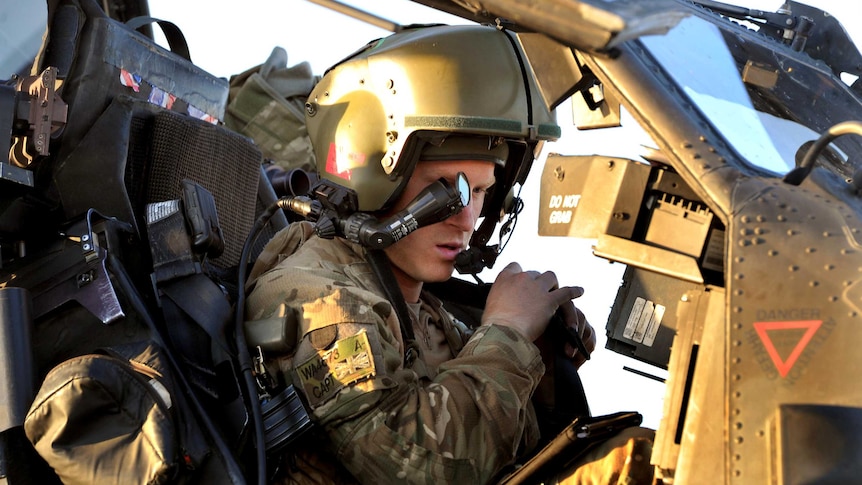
[482,262,584,342]
[557,300,596,369]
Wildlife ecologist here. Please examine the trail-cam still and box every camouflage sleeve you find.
[291,286,545,484]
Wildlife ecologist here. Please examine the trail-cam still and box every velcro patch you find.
[296,330,376,407]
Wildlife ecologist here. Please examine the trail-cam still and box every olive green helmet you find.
[304,23,561,212]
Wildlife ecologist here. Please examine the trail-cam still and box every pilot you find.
[245,23,654,484]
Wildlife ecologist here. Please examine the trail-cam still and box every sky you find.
[147,0,861,429]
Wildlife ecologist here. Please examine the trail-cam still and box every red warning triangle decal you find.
[753,320,822,378]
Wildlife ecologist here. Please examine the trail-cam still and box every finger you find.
[525,270,542,280]
[555,299,591,361]
[549,286,584,308]
[535,271,559,290]
[501,261,523,274]
[558,300,579,331]
[582,323,597,353]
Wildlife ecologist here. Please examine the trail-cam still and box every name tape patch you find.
[296,330,376,407]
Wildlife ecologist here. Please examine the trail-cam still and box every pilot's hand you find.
[558,300,596,369]
[482,262,584,342]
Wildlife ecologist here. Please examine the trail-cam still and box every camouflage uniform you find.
[246,222,543,484]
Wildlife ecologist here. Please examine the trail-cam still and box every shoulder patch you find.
[295,330,376,407]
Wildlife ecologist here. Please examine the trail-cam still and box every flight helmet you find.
[304,23,561,213]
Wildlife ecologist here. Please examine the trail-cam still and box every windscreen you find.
[641,14,862,178]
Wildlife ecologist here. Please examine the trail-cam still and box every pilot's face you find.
[383,159,495,300]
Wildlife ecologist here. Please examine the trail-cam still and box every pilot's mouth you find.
[437,244,463,259]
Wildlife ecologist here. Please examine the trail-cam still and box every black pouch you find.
[39,0,228,157]
[23,340,211,485]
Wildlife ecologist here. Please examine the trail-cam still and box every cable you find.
[235,202,285,485]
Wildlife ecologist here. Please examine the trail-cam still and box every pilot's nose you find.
[447,199,479,232]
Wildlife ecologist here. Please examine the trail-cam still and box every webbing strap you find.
[366,249,419,367]
[125,16,192,62]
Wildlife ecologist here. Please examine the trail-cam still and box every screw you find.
[554,166,565,181]
[76,273,93,286]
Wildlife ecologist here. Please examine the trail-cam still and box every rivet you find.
[741,216,750,223]
[777,214,787,222]
[735,273,745,280]
[735,256,745,263]
[736,437,744,444]
[787,229,796,236]
[825,264,834,271]
[738,239,751,247]
[809,281,819,287]
[789,265,798,272]
[805,247,816,253]
[768,250,778,256]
